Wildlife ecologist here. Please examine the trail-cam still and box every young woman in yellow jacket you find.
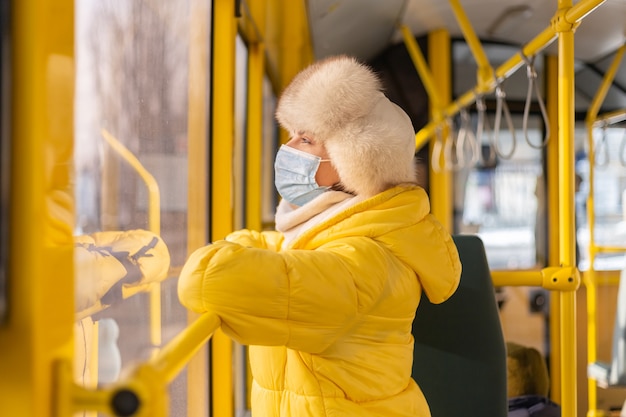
[178,55,462,416]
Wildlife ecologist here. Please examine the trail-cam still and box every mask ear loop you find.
[493,80,517,160]
[475,96,497,166]
[521,52,551,149]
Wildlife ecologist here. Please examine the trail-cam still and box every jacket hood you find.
[275,55,418,198]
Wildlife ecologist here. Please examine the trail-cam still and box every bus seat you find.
[587,261,626,388]
[411,234,508,417]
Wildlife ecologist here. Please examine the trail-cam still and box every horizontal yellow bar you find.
[594,245,626,254]
[492,266,580,291]
[492,270,543,287]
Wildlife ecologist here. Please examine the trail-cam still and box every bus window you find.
[576,123,626,271]
[452,40,547,269]
[74,1,207,415]
[454,113,545,269]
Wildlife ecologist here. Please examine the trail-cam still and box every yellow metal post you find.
[584,43,625,417]
[246,42,265,231]
[545,54,563,403]
[212,1,236,416]
[554,2,579,416]
[428,29,453,232]
[0,0,75,416]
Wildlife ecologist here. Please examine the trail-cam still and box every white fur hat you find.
[275,55,417,197]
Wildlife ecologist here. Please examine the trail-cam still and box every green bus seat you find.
[412,234,508,417]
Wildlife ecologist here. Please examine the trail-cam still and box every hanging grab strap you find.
[521,53,551,149]
[431,124,445,173]
[493,82,517,160]
[458,108,480,167]
[443,117,459,171]
[475,96,497,166]
[595,123,610,168]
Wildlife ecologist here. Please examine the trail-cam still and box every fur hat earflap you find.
[275,55,417,197]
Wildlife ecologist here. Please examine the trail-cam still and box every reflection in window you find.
[75,1,208,415]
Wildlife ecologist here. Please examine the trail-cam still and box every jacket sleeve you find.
[225,229,283,251]
[177,237,394,353]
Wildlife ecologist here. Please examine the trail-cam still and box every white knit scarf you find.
[275,191,362,248]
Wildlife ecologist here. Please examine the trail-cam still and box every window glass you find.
[454,113,545,269]
[576,123,626,271]
[74,1,208,414]
[452,40,548,270]
[234,35,248,230]
[233,34,249,417]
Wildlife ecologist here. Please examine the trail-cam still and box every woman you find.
[178,55,461,416]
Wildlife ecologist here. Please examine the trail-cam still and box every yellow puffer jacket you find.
[178,185,461,416]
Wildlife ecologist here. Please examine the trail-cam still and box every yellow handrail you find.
[101,128,163,351]
[400,25,443,116]
[448,0,494,93]
[413,0,606,151]
[57,313,221,417]
[491,267,580,291]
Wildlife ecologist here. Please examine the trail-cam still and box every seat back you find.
[412,234,508,417]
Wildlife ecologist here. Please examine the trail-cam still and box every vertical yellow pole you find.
[246,41,265,232]
[212,0,236,416]
[0,1,75,416]
[277,0,313,93]
[555,2,578,416]
[545,54,562,403]
[584,43,625,417]
[187,0,212,415]
[428,29,453,231]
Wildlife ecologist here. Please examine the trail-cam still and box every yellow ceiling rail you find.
[593,108,626,126]
[448,0,494,93]
[400,24,443,116]
[56,313,221,417]
[100,128,162,352]
[414,0,606,150]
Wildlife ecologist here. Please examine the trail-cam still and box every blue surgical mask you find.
[274,145,330,206]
